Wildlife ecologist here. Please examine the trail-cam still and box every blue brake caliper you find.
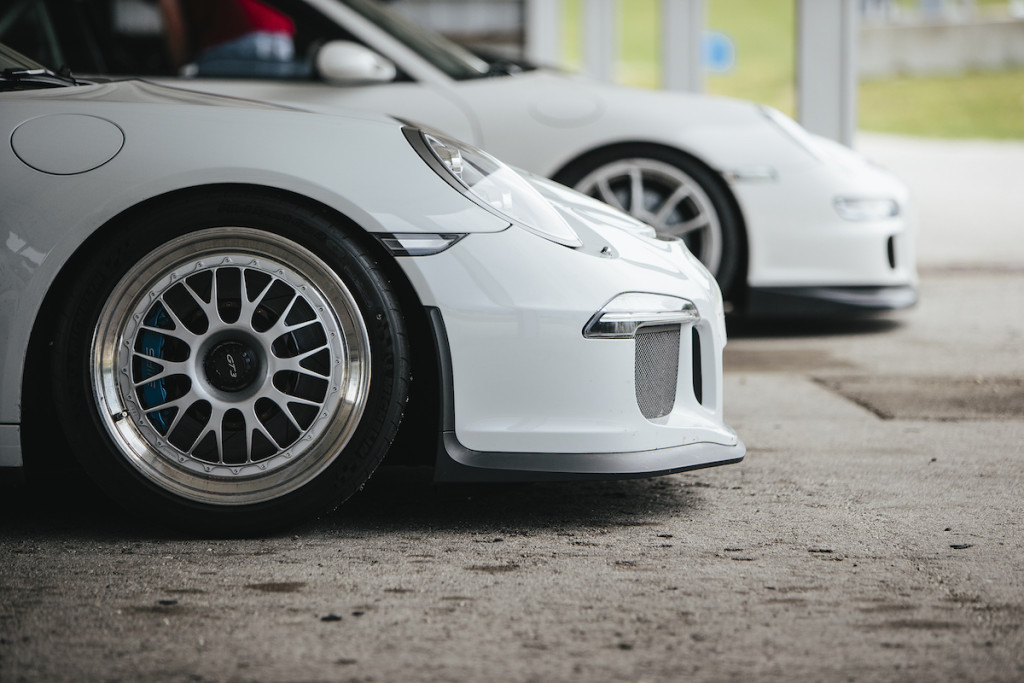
[140,304,170,433]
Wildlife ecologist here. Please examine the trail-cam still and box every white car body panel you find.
[0,82,506,427]
[185,78,479,143]
[100,0,916,305]
[1,77,741,479]
[735,148,916,287]
[400,219,732,455]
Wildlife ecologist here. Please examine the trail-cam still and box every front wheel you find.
[53,192,408,534]
[557,146,744,299]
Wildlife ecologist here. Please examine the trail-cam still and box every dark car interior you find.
[0,0,361,78]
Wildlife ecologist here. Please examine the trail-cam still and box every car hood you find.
[12,78,399,126]
[522,169,720,299]
[452,69,820,176]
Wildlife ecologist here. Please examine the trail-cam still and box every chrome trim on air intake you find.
[583,293,700,339]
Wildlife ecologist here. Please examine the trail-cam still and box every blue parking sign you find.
[702,30,735,73]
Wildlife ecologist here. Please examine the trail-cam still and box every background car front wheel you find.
[52,191,409,534]
[557,145,744,300]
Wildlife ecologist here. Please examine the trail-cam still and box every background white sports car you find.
[2,0,918,315]
[0,44,742,533]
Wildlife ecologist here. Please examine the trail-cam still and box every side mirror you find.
[315,41,397,84]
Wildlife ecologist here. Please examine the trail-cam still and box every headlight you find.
[834,197,900,222]
[404,127,582,248]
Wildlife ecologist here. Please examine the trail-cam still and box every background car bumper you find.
[744,284,918,317]
[733,139,918,301]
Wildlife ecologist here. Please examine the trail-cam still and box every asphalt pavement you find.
[1,135,1022,682]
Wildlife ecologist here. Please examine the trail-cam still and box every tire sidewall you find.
[52,190,407,535]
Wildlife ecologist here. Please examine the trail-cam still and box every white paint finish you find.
[157,64,812,174]
[41,0,914,303]
[445,70,809,173]
[11,114,124,175]
[153,76,480,144]
[527,84,604,127]
[316,40,398,84]
[149,77,913,294]
[0,425,21,468]
[304,0,471,86]
[0,81,506,424]
[735,134,917,288]
[12,0,922,315]
[1,77,737,474]
[398,223,734,455]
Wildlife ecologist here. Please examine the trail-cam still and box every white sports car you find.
[2,0,918,315]
[0,44,742,533]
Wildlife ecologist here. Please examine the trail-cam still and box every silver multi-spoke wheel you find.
[91,228,371,506]
[574,158,724,276]
[55,192,407,533]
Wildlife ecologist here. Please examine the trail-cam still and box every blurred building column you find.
[525,0,561,66]
[796,0,858,146]
[583,0,617,81]
[661,0,704,92]
[524,0,703,90]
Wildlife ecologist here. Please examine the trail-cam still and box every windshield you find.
[0,41,80,90]
[340,0,490,80]
[0,42,47,72]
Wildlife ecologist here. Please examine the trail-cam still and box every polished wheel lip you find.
[573,158,723,276]
[91,227,371,506]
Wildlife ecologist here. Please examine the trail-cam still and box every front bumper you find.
[731,136,918,315]
[424,308,744,482]
[392,215,743,481]
[745,284,918,318]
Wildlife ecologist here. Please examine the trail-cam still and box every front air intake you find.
[635,324,680,419]
[691,326,703,405]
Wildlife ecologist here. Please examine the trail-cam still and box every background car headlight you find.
[404,127,582,248]
[833,197,900,222]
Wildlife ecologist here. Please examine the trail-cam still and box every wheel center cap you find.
[204,341,260,392]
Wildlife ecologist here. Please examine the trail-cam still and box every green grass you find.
[615,0,659,87]
[860,70,1024,139]
[559,0,1024,139]
[705,0,796,115]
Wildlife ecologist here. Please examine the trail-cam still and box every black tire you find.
[51,189,409,535]
[555,145,745,299]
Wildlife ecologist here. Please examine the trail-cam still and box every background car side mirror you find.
[315,41,397,84]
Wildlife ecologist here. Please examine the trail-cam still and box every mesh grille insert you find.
[635,325,680,419]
